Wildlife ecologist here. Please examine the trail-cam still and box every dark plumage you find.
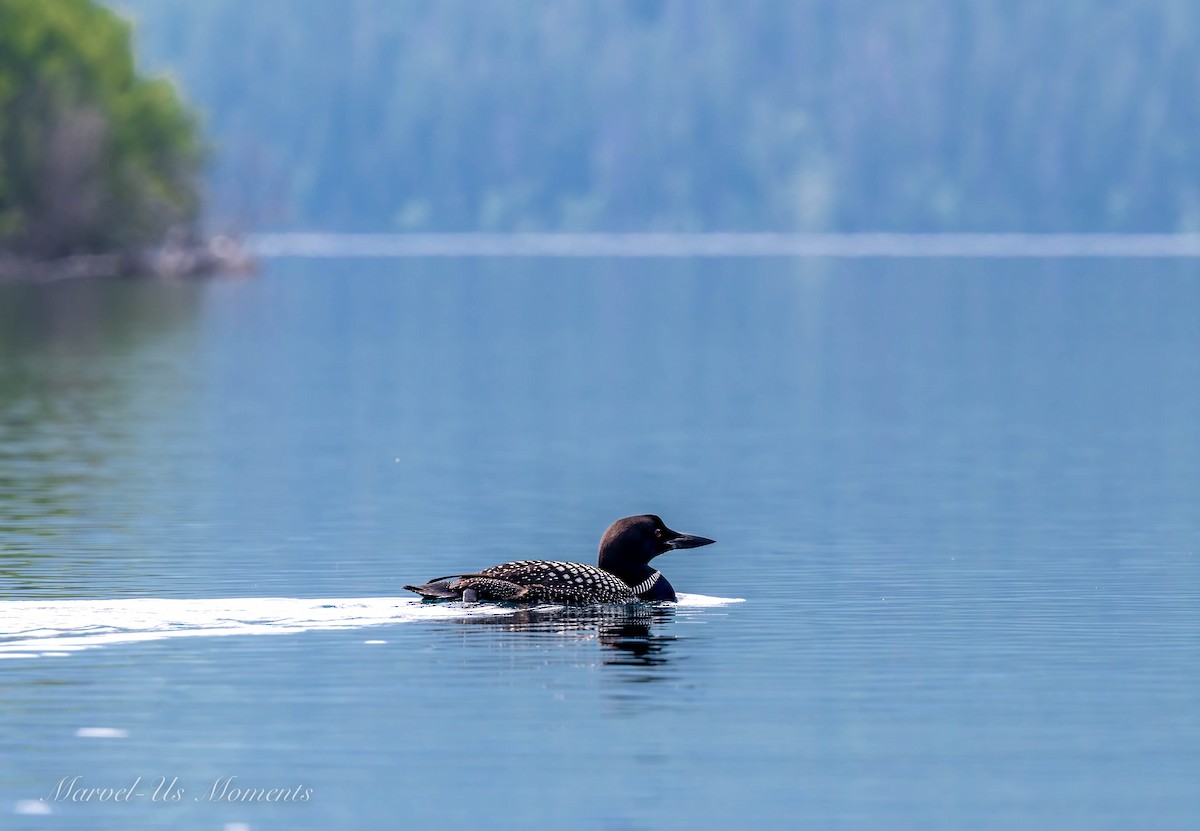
[403,515,715,604]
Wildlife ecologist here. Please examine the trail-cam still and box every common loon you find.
[403,515,715,604]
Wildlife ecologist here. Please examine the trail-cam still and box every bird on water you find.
[404,515,715,604]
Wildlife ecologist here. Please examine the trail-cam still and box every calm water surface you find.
[1,257,1198,830]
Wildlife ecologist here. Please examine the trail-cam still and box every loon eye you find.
[654,528,663,538]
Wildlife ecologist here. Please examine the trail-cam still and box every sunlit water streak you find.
[0,595,742,657]
[250,231,1200,258]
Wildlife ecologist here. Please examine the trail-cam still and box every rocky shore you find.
[0,234,255,283]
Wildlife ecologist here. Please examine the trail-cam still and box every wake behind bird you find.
[0,594,743,658]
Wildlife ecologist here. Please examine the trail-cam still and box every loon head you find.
[597,515,715,584]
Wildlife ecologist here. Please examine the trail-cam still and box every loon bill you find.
[403,514,715,604]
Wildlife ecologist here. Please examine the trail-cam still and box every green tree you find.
[0,0,201,257]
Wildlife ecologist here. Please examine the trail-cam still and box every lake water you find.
[1,256,1198,830]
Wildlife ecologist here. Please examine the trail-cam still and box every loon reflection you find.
[451,603,678,669]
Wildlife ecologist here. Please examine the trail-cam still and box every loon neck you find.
[601,560,657,588]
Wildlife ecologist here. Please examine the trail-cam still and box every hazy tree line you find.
[0,0,200,257]
[113,0,1200,233]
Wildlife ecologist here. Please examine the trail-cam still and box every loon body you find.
[403,515,714,604]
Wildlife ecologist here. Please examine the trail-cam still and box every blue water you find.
[1,257,1198,829]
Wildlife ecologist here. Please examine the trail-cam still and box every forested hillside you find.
[113,0,1200,233]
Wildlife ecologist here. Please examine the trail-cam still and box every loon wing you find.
[404,561,638,604]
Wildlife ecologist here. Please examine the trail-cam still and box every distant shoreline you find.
[0,235,255,283]
[11,233,1199,274]
[248,231,1200,259]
